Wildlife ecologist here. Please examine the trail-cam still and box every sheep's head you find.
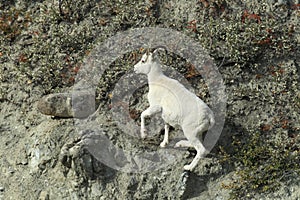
[133,47,165,75]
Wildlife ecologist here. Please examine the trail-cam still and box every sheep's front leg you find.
[140,105,161,138]
[160,124,169,148]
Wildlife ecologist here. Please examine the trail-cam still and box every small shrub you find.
[182,0,299,64]
[220,132,300,199]
[0,7,31,41]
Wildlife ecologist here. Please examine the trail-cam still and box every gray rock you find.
[37,91,95,118]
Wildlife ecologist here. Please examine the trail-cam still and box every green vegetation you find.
[220,131,300,199]
[186,1,299,64]
[1,0,298,92]
[0,0,158,93]
[0,7,31,41]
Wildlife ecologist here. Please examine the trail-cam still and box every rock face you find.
[37,93,74,118]
[37,91,95,118]
[0,0,299,199]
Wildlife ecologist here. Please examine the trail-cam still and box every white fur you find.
[133,48,215,171]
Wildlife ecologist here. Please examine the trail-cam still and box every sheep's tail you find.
[208,113,215,130]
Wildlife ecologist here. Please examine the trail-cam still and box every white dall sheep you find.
[133,47,215,171]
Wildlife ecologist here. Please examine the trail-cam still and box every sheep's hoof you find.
[141,134,147,139]
[202,149,210,157]
[160,141,168,148]
[141,131,147,139]
[174,142,183,148]
[183,164,193,171]
[174,140,192,148]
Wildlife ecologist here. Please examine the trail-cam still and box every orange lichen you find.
[185,63,201,78]
[187,20,198,32]
[241,10,261,24]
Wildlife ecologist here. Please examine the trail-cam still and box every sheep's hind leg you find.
[140,105,161,139]
[183,138,207,171]
[160,124,169,148]
[182,125,208,171]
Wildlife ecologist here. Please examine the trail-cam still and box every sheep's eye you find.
[141,60,145,63]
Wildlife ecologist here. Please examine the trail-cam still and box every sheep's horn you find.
[153,46,166,54]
